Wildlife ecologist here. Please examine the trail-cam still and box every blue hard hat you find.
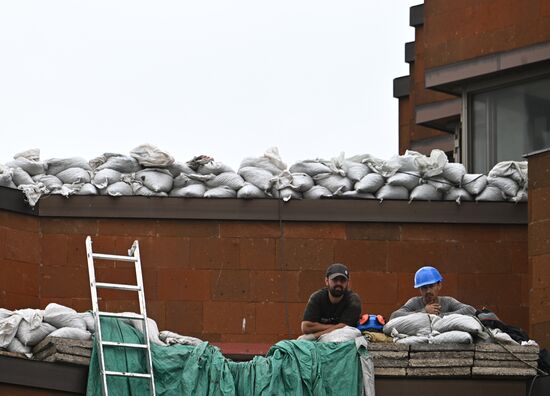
[414,266,443,288]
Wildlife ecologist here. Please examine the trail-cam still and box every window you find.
[469,76,550,174]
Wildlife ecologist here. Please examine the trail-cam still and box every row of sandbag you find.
[382,313,522,345]
[0,146,528,206]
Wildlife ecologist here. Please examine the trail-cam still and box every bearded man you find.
[300,263,362,339]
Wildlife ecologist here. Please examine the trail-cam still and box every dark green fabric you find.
[87,318,363,396]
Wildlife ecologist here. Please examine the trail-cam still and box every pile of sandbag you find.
[0,146,528,206]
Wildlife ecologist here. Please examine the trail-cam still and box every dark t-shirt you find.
[302,288,362,327]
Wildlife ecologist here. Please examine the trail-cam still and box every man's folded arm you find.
[389,298,424,320]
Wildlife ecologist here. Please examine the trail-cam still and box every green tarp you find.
[86,318,366,395]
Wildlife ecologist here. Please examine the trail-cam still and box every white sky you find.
[0,1,419,170]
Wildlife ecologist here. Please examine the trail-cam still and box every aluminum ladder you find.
[85,236,156,396]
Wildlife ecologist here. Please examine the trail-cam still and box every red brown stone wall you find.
[528,150,550,349]
[0,210,529,345]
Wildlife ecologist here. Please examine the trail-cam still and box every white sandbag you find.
[414,149,448,177]
[18,183,47,206]
[197,161,234,175]
[338,190,375,199]
[289,173,314,192]
[0,167,15,188]
[409,184,443,202]
[78,312,95,333]
[11,167,34,186]
[14,148,40,161]
[125,315,165,346]
[7,337,32,354]
[488,161,528,185]
[475,186,506,202]
[0,309,12,320]
[489,328,519,345]
[205,172,245,190]
[289,160,331,176]
[303,185,332,199]
[94,154,141,173]
[132,183,167,197]
[318,326,361,343]
[425,176,453,192]
[384,313,439,336]
[487,176,519,197]
[313,173,353,193]
[6,158,46,176]
[432,314,483,335]
[376,185,409,201]
[342,161,370,182]
[16,321,56,346]
[44,303,87,330]
[173,173,203,189]
[55,184,80,197]
[130,144,174,168]
[15,309,43,330]
[238,166,273,191]
[135,169,173,192]
[92,168,122,189]
[204,186,237,198]
[169,184,206,197]
[395,335,430,345]
[0,315,23,348]
[462,174,487,195]
[56,167,91,184]
[354,173,386,193]
[104,181,133,196]
[444,187,473,203]
[237,183,266,198]
[240,147,287,175]
[429,330,473,344]
[159,331,203,346]
[46,157,91,175]
[32,174,63,192]
[168,162,195,177]
[442,163,466,186]
[271,186,302,201]
[510,189,528,203]
[387,171,421,190]
[48,327,92,341]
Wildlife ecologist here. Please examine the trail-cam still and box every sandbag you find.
[104,181,133,196]
[376,185,409,201]
[313,173,353,193]
[318,326,361,343]
[444,187,473,203]
[488,161,528,185]
[442,163,466,186]
[395,335,429,345]
[430,330,473,344]
[44,303,87,331]
[92,168,122,189]
[48,327,92,341]
[289,160,331,176]
[173,174,202,189]
[487,176,519,197]
[0,314,22,348]
[56,167,91,184]
[431,314,482,335]
[11,167,34,186]
[135,169,173,192]
[6,158,46,176]
[462,174,487,195]
[415,149,449,177]
[475,186,506,202]
[16,321,56,346]
[204,186,237,198]
[46,157,91,175]
[425,176,453,192]
[133,183,167,197]
[337,190,375,199]
[409,184,443,202]
[342,161,370,182]
[289,173,314,192]
[79,312,95,333]
[32,174,63,191]
[384,313,439,336]
[303,185,333,199]
[196,161,234,175]
[74,183,98,195]
[18,183,47,206]
[240,147,287,176]
[0,309,12,320]
[237,183,266,199]
[169,184,206,198]
[13,148,40,161]
[238,166,273,191]
[0,167,15,188]
[387,171,421,190]
[130,144,174,168]
[94,154,141,173]
[125,316,165,346]
[354,173,386,193]
[167,162,195,177]
[205,172,245,190]
[510,190,528,203]
[271,186,302,201]
[7,337,31,354]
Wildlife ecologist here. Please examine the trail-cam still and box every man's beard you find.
[329,285,346,298]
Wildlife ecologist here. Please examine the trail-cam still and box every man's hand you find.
[425,303,441,315]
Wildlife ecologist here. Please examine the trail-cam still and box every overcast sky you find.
[0,1,419,169]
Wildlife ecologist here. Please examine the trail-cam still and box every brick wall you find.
[528,149,550,349]
[0,210,530,345]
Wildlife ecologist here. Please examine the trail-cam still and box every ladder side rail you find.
[86,236,109,396]
[132,241,156,396]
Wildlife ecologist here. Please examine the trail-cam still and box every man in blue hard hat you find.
[389,266,475,320]
[300,263,362,339]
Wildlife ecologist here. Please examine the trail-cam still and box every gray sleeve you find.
[440,297,476,316]
[389,297,425,320]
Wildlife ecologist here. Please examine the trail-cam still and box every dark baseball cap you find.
[326,263,349,280]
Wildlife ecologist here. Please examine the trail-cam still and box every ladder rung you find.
[102,341,148,349]
[96,282,141,291]
[98,311,145,320]
[104,371,152,379]
[92,253,138,262]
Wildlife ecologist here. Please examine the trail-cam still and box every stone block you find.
[374,367,407,376]
[410,351,474,359]
[408,358,473,367]
[43,352,91,366]
[474,360,538,368]
[32,336,93,362]
[474,352,539,361]
[474,343,539,354]
[373,359,408,368]
[367,343,409,352]
[410,343,474,351]
[472,367,537,377]
[406,367,471,376]
[371,351,409,360]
